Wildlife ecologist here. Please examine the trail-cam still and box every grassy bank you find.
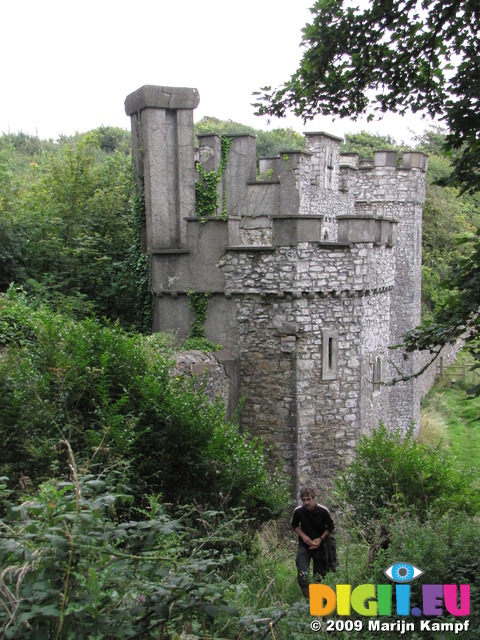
[420,354,480,480]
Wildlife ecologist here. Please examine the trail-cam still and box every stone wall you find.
[418,342,463,399]
[172,349,240,421]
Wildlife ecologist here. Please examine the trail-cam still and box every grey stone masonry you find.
[126,85,429,498]
[125,85,200,250]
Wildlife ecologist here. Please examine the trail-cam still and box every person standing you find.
[291,486,335,598]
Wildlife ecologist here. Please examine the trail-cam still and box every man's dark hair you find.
[300,486,315,498]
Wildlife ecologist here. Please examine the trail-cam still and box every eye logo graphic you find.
[384,562,424,583]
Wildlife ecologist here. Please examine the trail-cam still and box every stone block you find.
[281,336,296,353]
[374,150,398,167]
[272,216,324,246]
[125,85,200,114]
[402,151,428,171]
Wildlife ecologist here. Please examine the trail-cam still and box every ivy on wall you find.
[195,136,233,220]
[128,189,153,332]
[187,288,209,339]
[183,287,221,352]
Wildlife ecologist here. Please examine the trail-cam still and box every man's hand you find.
[309,538,322,550]
[302,535,315,548]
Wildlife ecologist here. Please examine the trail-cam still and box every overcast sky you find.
[1,0,437,143]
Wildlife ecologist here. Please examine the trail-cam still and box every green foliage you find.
[195,136,232,219]
[341,131,400,157]
[0,128,144,328]
[0,468,245,639]
[370,513,480,636]
[334,424,479,537]
[128,190,153,333]
[195,116,305,159]
[0,289,287,518]
[404,227,480,358]
[254,0,480,194]
[95,125,131,154]
[420,170,480,317]
[0,286,38,346]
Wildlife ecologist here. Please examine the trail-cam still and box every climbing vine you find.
[128,189,153,332]
[187,287,208,339]
[195,136,233,220]
[183,288,221,352]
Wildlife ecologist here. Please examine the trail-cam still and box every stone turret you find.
[125,85,200,250]
[125,85,428,496]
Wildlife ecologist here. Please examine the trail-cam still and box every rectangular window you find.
[373,356,382,392]
[322,330,338,381]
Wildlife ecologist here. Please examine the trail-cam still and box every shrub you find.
[0,289,288,519]
[370,512,480,637]
[0,461,242,639]
[334,423,479,537]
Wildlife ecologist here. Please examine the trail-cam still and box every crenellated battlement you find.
[193,131,427,246]
[125,85,427,495]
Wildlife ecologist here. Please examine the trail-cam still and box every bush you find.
[369,512,480,637]
[0,463,243,639]
[334,423,479,537]
[0,289,288,519]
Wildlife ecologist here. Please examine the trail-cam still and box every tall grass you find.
[421,354,480,480]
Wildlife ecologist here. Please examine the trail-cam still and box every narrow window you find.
[322,330,338,381]
[373,356,382,391]
[325,149,335,189]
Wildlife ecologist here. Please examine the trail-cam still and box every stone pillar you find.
[223,135,257,216]
[197,134,223,217]
[276,151,303,215]
[125,85,200,250]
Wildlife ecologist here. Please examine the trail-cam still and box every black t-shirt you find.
[291,503,334,548]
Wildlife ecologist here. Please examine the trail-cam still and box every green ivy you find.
[128,189,153,332]
[185,288,222,352]
[195,136,233,220]
[187,288,209,339]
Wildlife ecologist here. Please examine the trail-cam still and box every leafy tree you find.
[254,0,480,194]
[0,129,146,326]
[341,131,400,157]
[195,116,305,159]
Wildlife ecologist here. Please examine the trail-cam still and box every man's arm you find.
[294,525,315,548]
[318,504,335,538]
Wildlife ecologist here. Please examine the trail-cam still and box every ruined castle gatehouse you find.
[125,85,427,495]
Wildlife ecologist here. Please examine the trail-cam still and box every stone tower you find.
[125,85,427,496]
